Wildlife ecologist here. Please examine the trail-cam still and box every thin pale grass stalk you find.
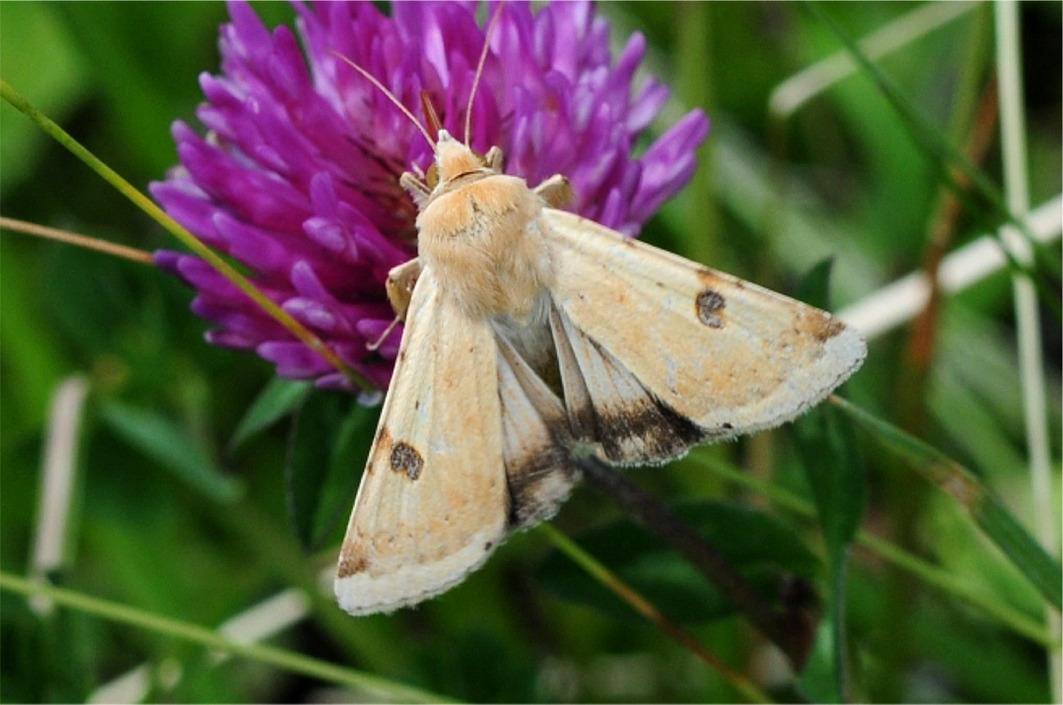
[690,450,1056,647]
[88,664,167,705]
[1,217,154,265]
[30,376,89,616]
[994,3,1061,699]
[769,1,979,118]
[828,396,1062,609]
[207,589,312,665]
[537,524,773,704]
[0,572,450,704]
[0,80,369,392]
[839,195,1062,338]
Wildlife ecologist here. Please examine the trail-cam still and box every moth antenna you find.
[464,4,504,146]
[332,51,436,150]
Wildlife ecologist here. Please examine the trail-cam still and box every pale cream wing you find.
[335,268,508,616]
[542,208,866,462]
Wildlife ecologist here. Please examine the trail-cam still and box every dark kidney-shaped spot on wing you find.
[390,441,424,481]
[695,289,727,328]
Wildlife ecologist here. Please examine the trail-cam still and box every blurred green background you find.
[1,2,1060,702]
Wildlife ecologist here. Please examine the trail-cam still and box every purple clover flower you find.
[152,0,709,391]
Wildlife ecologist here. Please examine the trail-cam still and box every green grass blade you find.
[97,399,243,504]
[829,396,1062,609]
[229,378,313,452]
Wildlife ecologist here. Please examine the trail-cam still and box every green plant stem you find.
[0,79,371,392]
[0,572,451,703]
[692,447,1057,647]
[538,524,773,704]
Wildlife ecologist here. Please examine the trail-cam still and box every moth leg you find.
[400,171,431,202]
[535,175,574,209]
[484,146,504,171]
[367,258,421,351]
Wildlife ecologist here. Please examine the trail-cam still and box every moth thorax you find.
[418,175,554,321]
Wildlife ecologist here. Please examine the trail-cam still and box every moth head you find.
[433,130,494,185]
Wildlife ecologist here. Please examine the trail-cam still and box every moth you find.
[333,56,866,618]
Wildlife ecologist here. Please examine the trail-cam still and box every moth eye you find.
[424,163,440,189]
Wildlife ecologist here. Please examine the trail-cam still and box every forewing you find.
[335,269,508,616]
[542,208,866,458]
